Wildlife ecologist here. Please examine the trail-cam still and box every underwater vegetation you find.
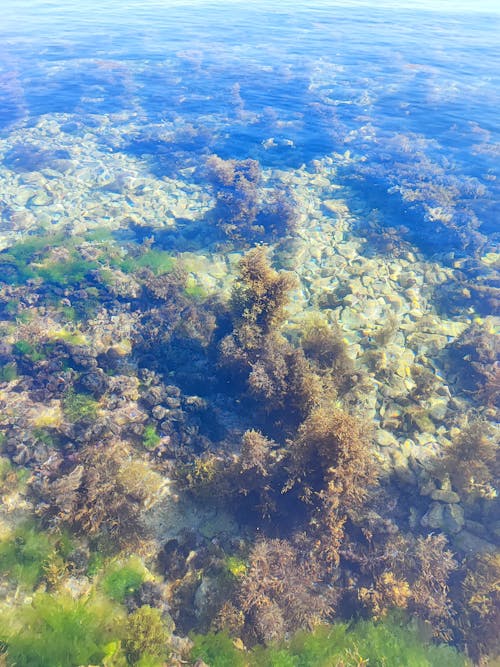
[0,593,123,667]
[0,231,497,665]
[0,8,498,658]
[206,156,298,245]
[190,616,469,667]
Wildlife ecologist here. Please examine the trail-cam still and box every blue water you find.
[1,0,498,257]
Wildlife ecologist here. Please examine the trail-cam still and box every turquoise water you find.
[0,2,498,665]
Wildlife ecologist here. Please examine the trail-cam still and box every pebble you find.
[376,429,399,448]
[427,396,449,421]
[31,191,53,206]
[453,530,497,555]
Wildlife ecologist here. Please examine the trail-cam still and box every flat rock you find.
[430,489,460,503]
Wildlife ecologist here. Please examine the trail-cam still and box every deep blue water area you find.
[1,0,499,257]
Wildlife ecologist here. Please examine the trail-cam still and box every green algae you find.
[0,592,123,667]
[102,558,146,603]
[0,522,70,590]
[123,605,171,664]
[191,618,469,667]
[0,362,17,383]
[62,390,99,422]
[13,340,46,362]
[142,424,161,451]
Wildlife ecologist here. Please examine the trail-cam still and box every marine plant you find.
[0,362,17,383]
[142,423,161,450]
[13,340,46,362]
[218,247,322,427]
[62,389,99,422]
[300,315,355,393]
[287,402,379,572]
[206,155,262,244]
[31,442,161,547]
[117,248,176,276]
[236,538,337,644]
[0,521,63,590]
[0,456,29,495]
[123,605,172,664]
[190,631,247,667]
[191,616,469,666]
[230,246,297,337]
[352,532,458,641]
[102,557,147,603]
[206,156,298,244]
[0,592,124,667]
[458,553,500,661]
[435,419,498,503]
[447,321,500,407]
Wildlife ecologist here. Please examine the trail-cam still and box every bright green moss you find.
[142,424,161,450]
[48,328,87,345]
[60,305,77,322]
[62,390,99,422]
[0,234,99,288]
[0,592,123,667]
[33,428,61,448]
[341,618,468,667]
[102,559,146,603]
[0,233,63,284]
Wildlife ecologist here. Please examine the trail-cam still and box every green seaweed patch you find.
[86,550,106,578]
[102,557,146,603]
[33,427,63,449]
[185,277,208,301]
[142,424,161,451]
[0,522,58,589]
[190,632,247,667]
[0,233,65,285]
[0,592,124,667]
[0,362,18,383]
[0,457,30,494]
[36,256,98,287]
[225,555,247,578]
[191,617,469,667]
[62,390,99,422]
[84,229,115,243]
[13,340,46,362]
[47,328,87,346]
[0,233,101,288]
[123,605,172,664]
[118,249,175,276]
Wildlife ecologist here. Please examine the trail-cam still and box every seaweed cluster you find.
[206,156,298,244]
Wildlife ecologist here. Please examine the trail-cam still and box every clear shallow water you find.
[0,2,498,665]
[1,1,498,252]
